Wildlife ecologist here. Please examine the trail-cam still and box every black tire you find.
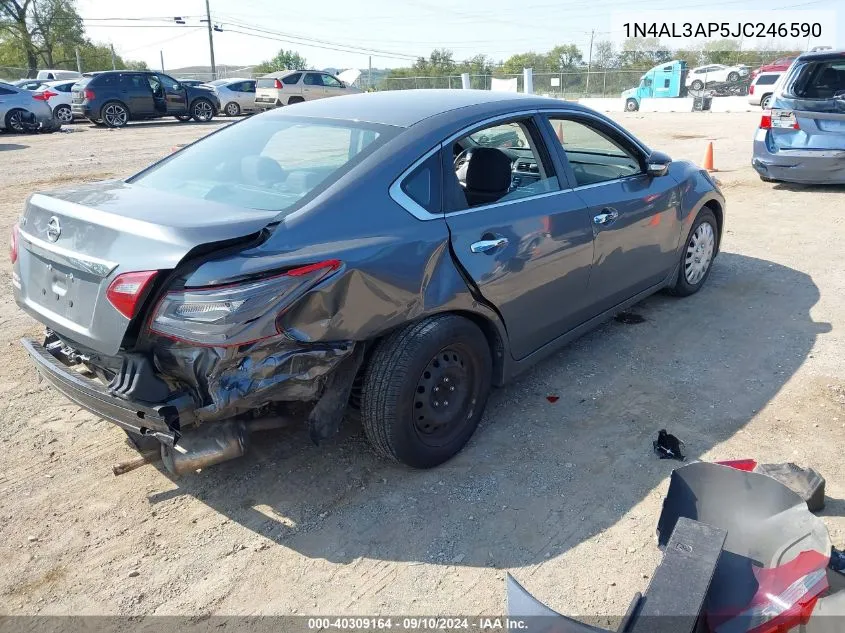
[224,101,240,116]
[625,98,639,112]
[691,80,704,91]
[287,96,304,105]
[761,94,772,109]
[53,104,73,124]
[666,208,718,297]
[101,101,129,128]
[190,98,214,122]
[4,108,29,133]
[360,315,492,468]
[174,114,192,122]
[727,71,739,82]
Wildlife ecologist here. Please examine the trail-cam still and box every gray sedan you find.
[13,90,724,475]
[203,78,256,116]
[0,81,59,132]
[752,48,845,184]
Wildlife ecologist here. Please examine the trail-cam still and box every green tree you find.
[501,51,547,74]
[0,0,39,73]
[592,40,617,70]
[618,38,671,69]
[546,44,582,72]
[254,48,307,74]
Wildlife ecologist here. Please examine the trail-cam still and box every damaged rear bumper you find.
[21,338,194,444]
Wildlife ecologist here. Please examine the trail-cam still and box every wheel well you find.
[703,199,724,249]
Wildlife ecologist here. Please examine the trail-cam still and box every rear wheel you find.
[174,114,192,122]
[53,104,73,124]
[287,96,304,105]
[361,315,492,468]
[727,71,739,82]
[625,99,639,112]
[101,101,128,128]
[5,108,29,133]
[761,94,772,109]
[667,208,718,297]
[224,101,240,116]
[191,98,214,122]
[691,80,704,91]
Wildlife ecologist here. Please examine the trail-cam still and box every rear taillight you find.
[761,109,799,131]
[149,260,341,346]
[760,110,772,129]
[274,79,283,89]
[10,223,19,264]
[32,90,57,101]
[83,88,95,101]
[107,271,159,319]
[749,84,755,95]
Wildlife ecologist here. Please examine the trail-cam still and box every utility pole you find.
[160,50,165,72]
[205,0,217,80]
[368,56,372,91]
[584,29,595,96]
[75,47,82,73]
[110,44,116,70]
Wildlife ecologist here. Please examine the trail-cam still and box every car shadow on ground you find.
[81,119,229,131]
[0,143,29,151]
[772,183,845,193]
[149,252,829,568]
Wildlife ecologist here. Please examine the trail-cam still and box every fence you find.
[378,70,649,98]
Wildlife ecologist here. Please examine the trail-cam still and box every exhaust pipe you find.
[159,416,291,476]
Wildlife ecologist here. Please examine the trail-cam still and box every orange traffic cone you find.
[702,141,716,172]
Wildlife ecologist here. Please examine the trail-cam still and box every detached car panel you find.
[12,90,724,474]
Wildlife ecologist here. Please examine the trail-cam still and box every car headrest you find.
[820,67,838,85]
[241,155,286,186]
[465,147,512,193]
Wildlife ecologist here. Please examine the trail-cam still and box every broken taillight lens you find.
[761,109,799,130]
[149,260,340,346]
[107,271,159,319]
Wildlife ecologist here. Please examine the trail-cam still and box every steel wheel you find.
[54,105,73,124]
[224,101,240,116]
[412,344,479,447]
[685,221,715,285]
[5,109,27,132]
[192,99,213,122]
[102,103,127,128]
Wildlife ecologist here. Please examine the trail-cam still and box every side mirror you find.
[646,150,671,177]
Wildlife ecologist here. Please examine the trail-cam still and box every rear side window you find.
[0,85,16,95]
[400,152,441,214]
[782,60,845,100]
[283,73,302,85]
[304,73,322,86]
[130,116,396,214]
[755,74,780,86]
[96,74,117,87]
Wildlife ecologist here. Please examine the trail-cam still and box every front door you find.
[442,116,594,360]
[158,74,188,115]
[543,114,682,315]
[320,73,346,98]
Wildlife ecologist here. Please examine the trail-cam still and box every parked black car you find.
[71,71,220,128]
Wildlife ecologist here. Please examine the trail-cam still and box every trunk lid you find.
[14,180,278,355]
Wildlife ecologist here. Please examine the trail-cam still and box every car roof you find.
[260,69,319,78]
[263,89,569,128]
[44,79,78,86]
[796,49,845,62]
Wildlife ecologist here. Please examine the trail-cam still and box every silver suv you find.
[254,70,359,109]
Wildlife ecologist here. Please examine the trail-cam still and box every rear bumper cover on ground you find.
[752,131,845,184]
[21,338,194,443]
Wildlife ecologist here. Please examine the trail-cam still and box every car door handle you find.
[470,237,508,253]
[593,209,619,225]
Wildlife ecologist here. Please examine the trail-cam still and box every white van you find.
[36,69,82,81]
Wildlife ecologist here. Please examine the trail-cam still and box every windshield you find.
[208,79,229,86]
[129,115,396,214]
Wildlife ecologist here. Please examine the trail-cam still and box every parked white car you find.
[254,70,360,110]
[36,69,81,81]
[747,71,784,109]
[686,64,749,90]
[202,78,256,116]
[33,79,78,124]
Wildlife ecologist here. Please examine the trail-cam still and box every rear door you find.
[440,116,595,360]
[771,58,845,152]
[236,80,256,110]
[120,73,155,116]
[542,113,682,315]
[302,73,326,100]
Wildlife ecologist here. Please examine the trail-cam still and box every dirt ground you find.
[1,111,844,623]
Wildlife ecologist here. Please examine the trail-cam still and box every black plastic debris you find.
[754,462,826,512]
[614,312,646,325]
[653,429,685,461]
[830,547,845,575]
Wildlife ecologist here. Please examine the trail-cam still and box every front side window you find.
[322,74,343,88]
[159,74,180,91]
[446,119,559,211]
[547,117,642,187]
[130,116,395,214]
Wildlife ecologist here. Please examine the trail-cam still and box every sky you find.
[75,0,845,72]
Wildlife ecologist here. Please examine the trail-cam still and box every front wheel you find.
[361,315,492,468]
[625,99,639,112]
[191,99,214,122]
[691,80,704,91]
[666,208,718,297]
[727,71,739,82]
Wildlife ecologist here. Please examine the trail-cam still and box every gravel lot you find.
[1,112,844,623]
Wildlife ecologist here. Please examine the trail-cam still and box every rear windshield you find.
[257,78,279,88]
[129,115,397,214]
[755,74,780,86]
[782,60,845,101]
